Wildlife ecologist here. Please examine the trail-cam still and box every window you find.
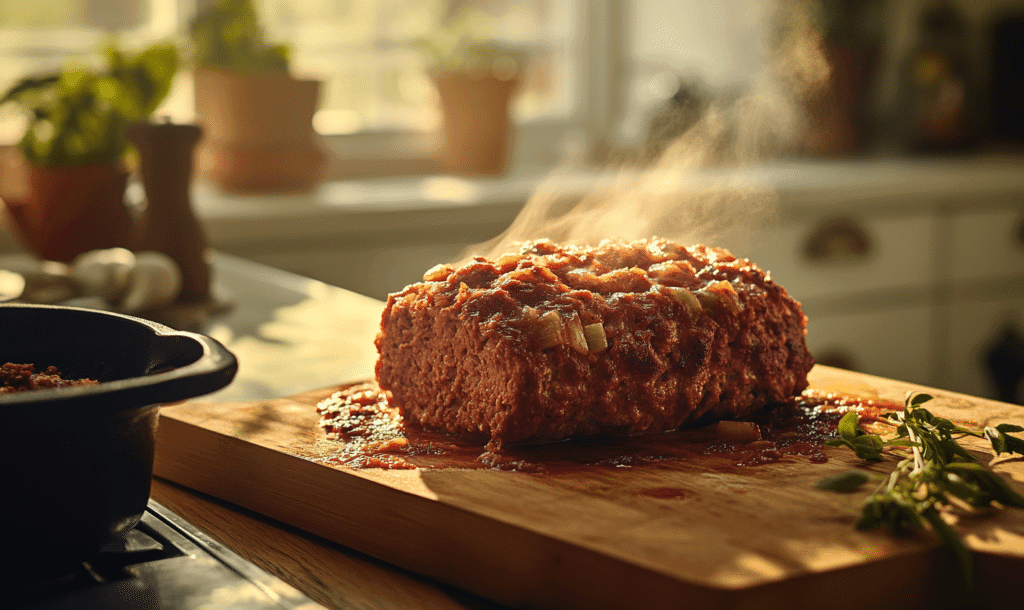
[0,0,180,141]
[264,0,578,134]
[0,0,602,175]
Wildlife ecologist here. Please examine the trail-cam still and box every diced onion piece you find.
[665,286,702,316]
[495,253,520,272]
[537,267,561,283]
[583,322,608,353]
[423,263,453,282]
[696,281,741,317]
[716,420,761,443]
[534,310,565,349]
[565,313,589,355]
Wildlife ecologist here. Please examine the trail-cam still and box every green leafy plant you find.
[188,0,290,72]
[816,393,1024,585]
[0,41,179,166]
[414,8,525,79]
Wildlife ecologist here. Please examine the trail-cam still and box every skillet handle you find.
[140,330,239,405]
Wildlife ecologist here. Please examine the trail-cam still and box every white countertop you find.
[196,252,382,403]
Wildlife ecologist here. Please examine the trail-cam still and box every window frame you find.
[0,0,626,179]
[316,0,625,178]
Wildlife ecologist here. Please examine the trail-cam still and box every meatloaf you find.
[374,238,813,450]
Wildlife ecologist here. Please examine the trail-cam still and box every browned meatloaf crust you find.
[374,238,813,450]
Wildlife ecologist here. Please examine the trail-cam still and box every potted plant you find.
[0,41,178,262]
[417,9,526,176]
[188,0,325,193]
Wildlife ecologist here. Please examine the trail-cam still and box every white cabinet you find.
[944,293,1024,403]
[804,303,935,386]
[716,164,1024,402]
[941,205,1024,402]
[947,206,1024,283]
[729,213,938,303]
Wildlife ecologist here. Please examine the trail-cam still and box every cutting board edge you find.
[155,415,753,609]
[153,414,1024,610]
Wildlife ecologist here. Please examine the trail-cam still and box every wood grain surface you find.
[153,366,1024,610]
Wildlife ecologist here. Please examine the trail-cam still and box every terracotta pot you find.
[3,162,134,262]
[193,67,327,193]
[433,72,520,175]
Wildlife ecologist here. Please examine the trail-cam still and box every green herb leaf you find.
[946,462,1024,508]
[823,391,1024,587]
[922,506,973,587]
[836,410,862,440]
[885,439,920,448]
[984,425,1024,457]
[908,392,933,408]
[851,434,885,461]
[985,427,1008,455]
[825,436,885,461]
[814,470,871,492]
[940,473,985,505]
[827,411,885,460]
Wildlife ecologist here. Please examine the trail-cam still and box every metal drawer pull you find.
[803,217,872,263]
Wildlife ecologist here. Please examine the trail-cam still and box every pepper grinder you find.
[127,120,210,302]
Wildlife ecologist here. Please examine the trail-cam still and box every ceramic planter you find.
[3,161,134,262]
[193,67,327,193]
[433,72,520,176]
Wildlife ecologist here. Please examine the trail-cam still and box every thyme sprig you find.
[816,392,1024,584]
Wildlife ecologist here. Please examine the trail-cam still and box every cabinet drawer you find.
[729,213,937,304]
[803,303,934,386]
[943,295,1024,403]
[948,207,1024,283]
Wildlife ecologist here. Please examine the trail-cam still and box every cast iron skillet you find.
[0,303,238,572]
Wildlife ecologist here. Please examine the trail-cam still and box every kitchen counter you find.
[145,252,1024,610]
[151,252,498,610]
[148,482,492,610]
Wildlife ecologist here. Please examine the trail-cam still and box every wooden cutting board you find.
[153,366,1024,610]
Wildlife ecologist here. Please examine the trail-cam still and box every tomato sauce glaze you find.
[315,383,899,472]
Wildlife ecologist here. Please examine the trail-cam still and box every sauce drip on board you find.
[315,383,899,472]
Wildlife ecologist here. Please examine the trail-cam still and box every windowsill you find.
[2,151,1022,259]
[192,160,568,247]
[193,153,1024,249]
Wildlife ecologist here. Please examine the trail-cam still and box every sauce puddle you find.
[314,383,898,472]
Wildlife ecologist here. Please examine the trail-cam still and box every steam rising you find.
[467,0,831,262]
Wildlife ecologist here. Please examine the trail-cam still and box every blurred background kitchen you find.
[0,0,1021,404]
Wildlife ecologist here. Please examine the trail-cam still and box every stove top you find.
[12,500,324,610]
